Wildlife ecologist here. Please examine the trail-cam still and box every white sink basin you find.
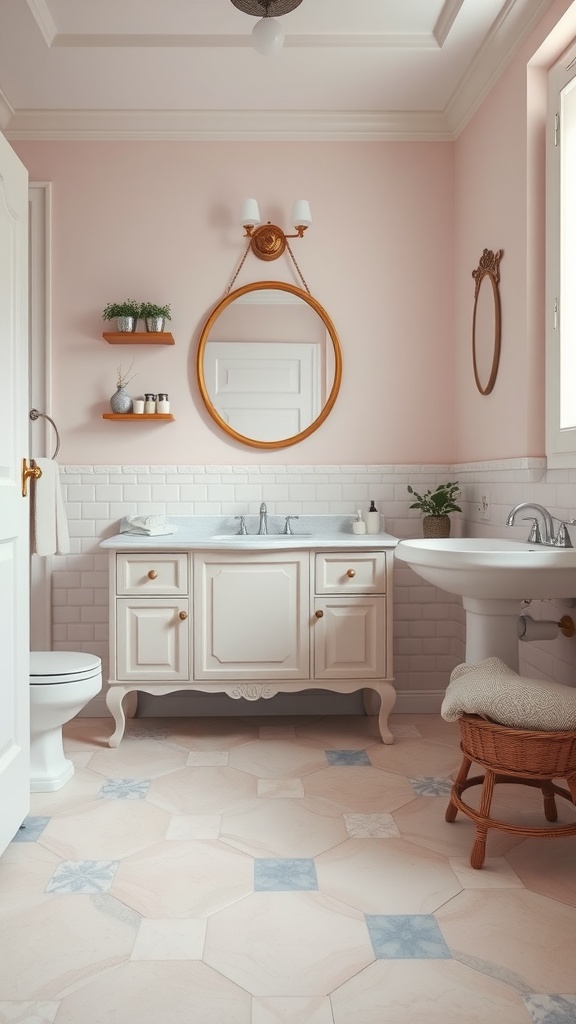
[396,536,576,670]
[211,534,312,542]
[394,537,576,600]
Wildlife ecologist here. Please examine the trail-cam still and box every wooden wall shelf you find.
[102,413,174,421]
[103,332,174,345]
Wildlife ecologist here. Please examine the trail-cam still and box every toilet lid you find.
[30,651,102,684]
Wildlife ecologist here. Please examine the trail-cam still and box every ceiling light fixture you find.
[230,0,303,56]
[240,198,312,260]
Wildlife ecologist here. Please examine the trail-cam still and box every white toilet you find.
[29,651,102,792]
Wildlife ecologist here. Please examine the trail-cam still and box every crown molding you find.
[445,0,556,134]
[5,0,558,143]
[3,108,455,142]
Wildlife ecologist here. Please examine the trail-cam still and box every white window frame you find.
[546,40,576,467]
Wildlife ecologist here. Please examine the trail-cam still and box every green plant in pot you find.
[102,300,141,333]
[407,481,462,538]
[140,302,171,333]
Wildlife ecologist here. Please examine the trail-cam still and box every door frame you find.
[28,182,52,651]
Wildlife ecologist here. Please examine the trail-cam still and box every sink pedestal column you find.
[462,598,521,672]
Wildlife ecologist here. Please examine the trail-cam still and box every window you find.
[546,41,576,466]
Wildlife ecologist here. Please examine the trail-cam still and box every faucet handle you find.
[283,516,299,535]
[234,515,247,535]
[554,521,574,548]
[521,516,543,544]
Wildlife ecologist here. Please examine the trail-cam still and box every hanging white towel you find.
[31,458,70,555]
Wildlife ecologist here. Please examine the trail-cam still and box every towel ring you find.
[29,409,61,459]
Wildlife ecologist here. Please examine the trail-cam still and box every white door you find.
[204,341,319,441]
[0,133,30,856]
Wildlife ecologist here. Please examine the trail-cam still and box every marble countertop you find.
[100,515,400,552]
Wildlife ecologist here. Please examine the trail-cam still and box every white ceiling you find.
[0,0,556,140]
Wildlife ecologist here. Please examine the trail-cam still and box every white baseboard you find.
[393,690,444,714]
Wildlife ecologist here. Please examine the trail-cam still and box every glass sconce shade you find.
[292,199,312,228]
[241,198,261,227]
[252,17,284,54]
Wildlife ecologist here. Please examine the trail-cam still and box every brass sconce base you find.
[245,222,307,261]
[249,223,287,261]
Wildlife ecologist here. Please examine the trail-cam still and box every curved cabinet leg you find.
[124,690,138,719]
[106,687,130,748]
[369,682,396,744]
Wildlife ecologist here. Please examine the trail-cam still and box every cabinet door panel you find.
[315,552,386,594]
[314,597,385,678]
[117,599,189,680]
[194,553,309,678]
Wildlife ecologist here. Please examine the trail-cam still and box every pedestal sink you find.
[394,537,576,670]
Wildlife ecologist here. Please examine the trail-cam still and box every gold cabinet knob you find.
[346,569,356,578]
[315,609,324,618]
[178,610,188,621]
[147,570,158,580]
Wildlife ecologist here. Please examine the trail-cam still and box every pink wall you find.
[14,140,455,466]
[13,0,576,468]
[453,0,576,461]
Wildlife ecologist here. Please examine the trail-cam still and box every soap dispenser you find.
[366,500,380,534]
[352,510,367,535]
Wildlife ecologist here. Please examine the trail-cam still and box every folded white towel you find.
[31,458,70,556]
[441,656,576,731]
[120,515,175,537]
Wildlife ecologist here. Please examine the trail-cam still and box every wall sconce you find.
[240,198,312,261]
[230,0,303,57]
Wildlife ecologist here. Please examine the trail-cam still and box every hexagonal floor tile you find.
[0,895,135,999]
[87,738,189,780]
[38,799,171,860]
[147,766,258,816]
[330,958,532,1024]
[303,765,415,813]
[228,739,329,778]
[220,797,348,857]
[435,889,576,992]
[111,839,253,917]
[392,795,527,860]
[506,838,576,907]
[55,961,251,1023]
[204,890,374,996]
[315,837,462,914]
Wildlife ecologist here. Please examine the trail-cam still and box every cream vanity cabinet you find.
[105,544,395,747]
[313,551,387,679]
[114,553,190,682]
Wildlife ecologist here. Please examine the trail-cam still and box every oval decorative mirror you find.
[472,248,503,395]
[196,281,343,449]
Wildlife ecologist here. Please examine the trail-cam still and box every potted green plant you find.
[102,300,141,333]
[407,481,462,538]
[140,302,171,333]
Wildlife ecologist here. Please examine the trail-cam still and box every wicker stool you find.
[445,714,576,868]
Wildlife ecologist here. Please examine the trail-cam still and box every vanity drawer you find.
[314,551,386,595]
[116,553,189,596]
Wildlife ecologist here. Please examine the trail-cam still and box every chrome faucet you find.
[258,502,268,535]
[506,502,554,544]
[506,502,574,547]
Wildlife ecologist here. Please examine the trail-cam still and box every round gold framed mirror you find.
[472,248,503,396]
[196,281,343,449]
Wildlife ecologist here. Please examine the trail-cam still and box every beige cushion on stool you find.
[441,656,576,731]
